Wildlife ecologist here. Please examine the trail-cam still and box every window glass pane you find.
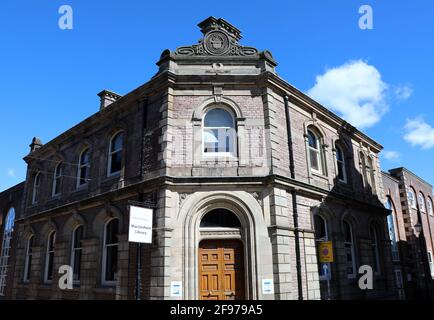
[204,108,233,128]
[106,220,119,245]
[314,215,327,240]
[105,245,118,282]
[73,249,82,281]
[200,209,241,228]
[111,133,124,151]
[344,221,352,243]
[336,147,343,161]
[74,226,83,249]
[110,151,122,173]
[81,149,90,165]
[310,150,319,171]
[79,166,88,185]
[308,131,317,149]
[337,162,345,181]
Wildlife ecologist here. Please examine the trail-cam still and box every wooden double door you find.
[199,239,245,300]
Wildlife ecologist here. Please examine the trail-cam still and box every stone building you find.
[0,17,397,300]
[382,168,434,299]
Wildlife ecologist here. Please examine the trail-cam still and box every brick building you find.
[0,17,398,300]
[382,168,434,299]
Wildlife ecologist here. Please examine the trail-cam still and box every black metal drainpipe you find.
[136,98,148,300]
[284,95,303,300]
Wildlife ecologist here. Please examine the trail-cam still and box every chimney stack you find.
[29,137,43,153]
[97,90,122,110]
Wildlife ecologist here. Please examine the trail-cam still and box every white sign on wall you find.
[170,281,183,297]
[128,206,153,244]
[262,279,274,295]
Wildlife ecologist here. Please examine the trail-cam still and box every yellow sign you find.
[318,241,334,263]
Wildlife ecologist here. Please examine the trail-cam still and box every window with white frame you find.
[408,188,416,209]
[77,148,90,187]
[428,197,434,216]
[314,215,330,280]
[32,172,41,205]
[307,129,322,174]
[370,224,381,274]
[102,219,119,285]
[386,198,400,261]
[108,132,124,176]
[203,108,236,155]
[0,208,15,295]
[335,145,347,183]
[418,192,426,213]
[23,235,34,282]
[343,220,356,278]
[44,231,56,283]
[52,162,62,197]
[71,225,83,283]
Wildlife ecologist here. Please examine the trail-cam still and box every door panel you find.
[199,240,245,300]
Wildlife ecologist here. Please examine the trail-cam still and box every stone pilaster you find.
[116,234,129,300]
[79,238,99,300]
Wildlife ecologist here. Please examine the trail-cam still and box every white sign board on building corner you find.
[128,205,153,244]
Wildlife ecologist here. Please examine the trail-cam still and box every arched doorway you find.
[198,209,245,300]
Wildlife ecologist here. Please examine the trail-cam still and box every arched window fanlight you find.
[200,209,241,228]
[203,108,236,155]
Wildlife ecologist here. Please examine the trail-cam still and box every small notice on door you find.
[262,279,274,295]
[170,281,182,297]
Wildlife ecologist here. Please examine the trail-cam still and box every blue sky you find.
[0,0,433,191]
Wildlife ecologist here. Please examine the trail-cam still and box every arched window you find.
[203,108,236,155]
[335,144,347,183]
[385,198,400,261]
[370,224,381,274]
[314,215,330,280]
[343,220,356,278]
[314,215,328,241]
[77,148,90,187]
[52,162,62,197]
[428,197,433,216]
[360,152,367,187]
[408,187,416,209]
[108,132,124,176]
[24,235,34,282]
[200,209,241,228]
[102,219,119,285]
[32,172,41,205]
[44,231,56,283]
[418,192,426,213]
[71,225,83,282]
[367,157,376,193]
[0,208,15,295]
[307,129,323,174]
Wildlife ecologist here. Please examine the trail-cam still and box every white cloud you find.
[7,169,15,178]
[307,60,389,129]
[394,85,413,101]
[404,117,434,150]
[382,150,400,162]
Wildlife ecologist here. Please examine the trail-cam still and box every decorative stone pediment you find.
[175,17,258,57]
